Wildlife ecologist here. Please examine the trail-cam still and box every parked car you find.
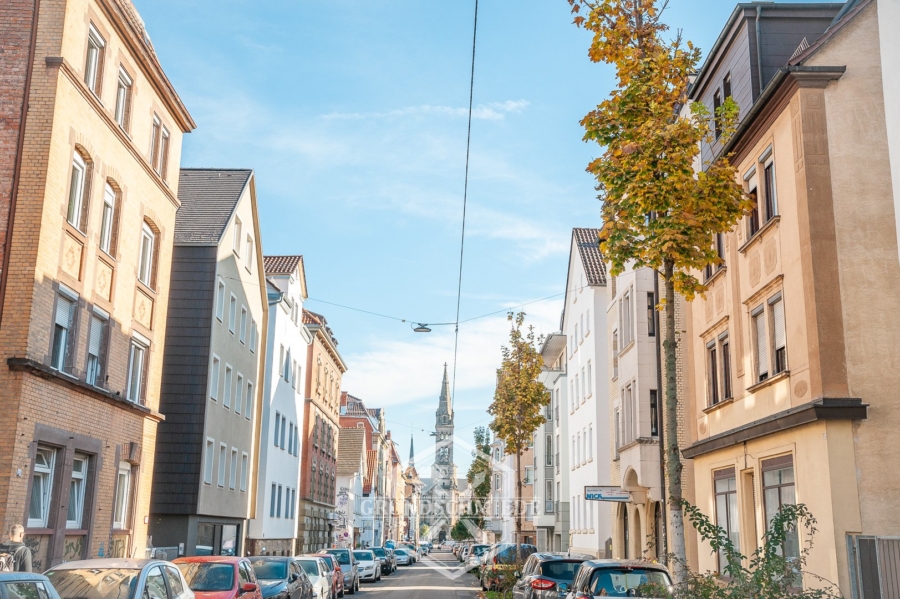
[46,559,195,599]
[351,551,379,583]
[317,549,358,595]
[458,545,472,562]
[392,549,412,566]
[464,544,491,570]
[247,557,313,599]
[294,557,332,599]
[564,560,673,598]
[509,553,594,599]
[174,556,263,599]
[312,554,344,598]
[397,544,417,563]
[480,544,538,591]
[0,573,63,599]
[370,548,394,575]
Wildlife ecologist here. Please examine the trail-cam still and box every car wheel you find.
[355,578,360,593]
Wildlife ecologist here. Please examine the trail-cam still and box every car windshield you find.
[296,561,319,578]
[589,568,672,597]
[371,549,386,558]
[249,560,287,580]
[46,568,141,599]
[321,551,350,565]
[540,561,583,581]
[472,546,489,556]
[353,552,373,562]
[177,563,235,591]
[394,550,408,556]
[317,556,335,569]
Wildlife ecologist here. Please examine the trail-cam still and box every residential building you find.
[486,438,535,544]
[539,332,570,552]
[683,2,900,594]
[531,392,556,551]
[386,435,406,542]
[0,0,193,567]
[336,428,367,549]
[339,393,383,546]
[299,309,346,552]
[403,438,424,544]
[150,168,267,557]
[246,255,312,555]
[562,228,612,557]
[606,265,665,560]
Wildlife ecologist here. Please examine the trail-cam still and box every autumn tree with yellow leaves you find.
[489,312,550,549]
[568,0,751,581]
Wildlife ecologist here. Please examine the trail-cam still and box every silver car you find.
[318,549,358,595]
[393,549,412,566]
[46,559,195,599]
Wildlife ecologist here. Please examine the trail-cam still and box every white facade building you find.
[563,228,612,557]
[539,332,570,552]
[247,255,312,554]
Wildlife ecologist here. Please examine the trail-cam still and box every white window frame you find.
[100,183,116,254]
[240,452,249,492]
[210,355,220,401]
[245,235,253,272]
[84,25,105,94]
[203,438,214,485]
[229,294,237,334]
[138,223,155,287]
[86,312,107,387]
[113,461,132,529]
[235,373,243,414]
[239,306,247,344]
[233,216,242,255]
[224,364,233,408]
[250,320,257,353]
[52,291,77,372]
[65,453,88,529]
[67,153,87,229]
[114,67,132,129]
[245,381,253,420]
[126,336,148,404]
[216,278,225,321]
[28,446,57,528]
[229,447,238,490]
[218,442,227,488]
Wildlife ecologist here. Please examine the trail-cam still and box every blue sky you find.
[132,0,819,475]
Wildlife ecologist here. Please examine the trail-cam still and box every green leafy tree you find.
[420,523,429,539]
[568,0,751,580]
[451,519,473,542]
[466,426,492,529]
[488,312,551,548]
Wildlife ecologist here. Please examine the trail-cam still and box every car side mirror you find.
[240,583,258,594]
[290,573,299,582]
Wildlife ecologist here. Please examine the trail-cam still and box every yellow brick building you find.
[0,0,193,567]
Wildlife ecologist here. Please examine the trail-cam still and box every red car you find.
[311,554,345,598]
[174,556,264,599]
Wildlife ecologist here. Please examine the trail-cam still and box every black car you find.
[510,552,594,599]
[248,557,314,599]
[565,560,673,598]
[370,548,394,575]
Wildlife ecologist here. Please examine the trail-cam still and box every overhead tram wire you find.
[451,0,479,403]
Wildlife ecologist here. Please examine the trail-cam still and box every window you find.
[586,309,591,334]
[228,294,237,333]
[240,453,248,492]
[233,217,242,254]
[86,314,108,386]
[586,361,592,395]
[138,223,156,287]
[647,293,656,337]
[52,293,76,372]
[291,360,297,389]
[113,461,131,529]
[620,291,633,347]
[235,374,243,414]
[723,72,732,100]
[284,486,291,518]
[714,468,740,574]
[84,25,105,94]
[218,443,227,487]
[204,439,214,484]
[245,235,253,271]
[713,89,723,139]
[614,409,621,456]
[753,307,769,383]
[587,424,593,460]
[245,382,253,420]
[288,422,294,454]
[216,279,225,321]
[67,153,89,230]
[612,330,619,378]
[229,448,238,490]
[126,337,148,404]
[762,455,799,559]
[223,366,233,408]
[274,413,281,446]
[650,390,658,436]
[210,356,220,401]
[545,434,553,467]
[771,296,787,375]
[494,474,501,490]
[707,340,719,405]
[581,368,586,399]
[747,172,760,237]
[545,480,554,513]
[276,485,283,518]
[150,118,170,180]
[763,157,778,224]
[250,320,257,353]
[293,426,299,456]
[270,484,277,517]
[525,467,534,485]
[100,183,118,255]
[29,447,56,528]
[623,383,636,445]
[722,335,733,400]
[114,68,132,130]
[283,349,291,380]
[280,417,287,449]
[66,454,88,529]
[239,307,247,343]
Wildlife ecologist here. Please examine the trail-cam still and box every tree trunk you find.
[515,449,523,548]
[664,259,687,582]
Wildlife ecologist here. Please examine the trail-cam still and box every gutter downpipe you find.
[654,270,667,563]
[0,0,41,327]
[756,6,765,96]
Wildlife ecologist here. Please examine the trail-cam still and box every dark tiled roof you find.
[264,255,303,276]
[573,228,607,285]
[175,169,252,245]
[337,428,367,477]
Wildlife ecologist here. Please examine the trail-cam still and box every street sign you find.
[584,486,631,502]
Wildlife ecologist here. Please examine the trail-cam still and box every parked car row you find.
[0,546,417,599]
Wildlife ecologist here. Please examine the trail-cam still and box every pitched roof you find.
[573,228,607,285]
[264,255,303,275]
[363,450,378,494]
[175,169,253,245]
[337,429,367,477]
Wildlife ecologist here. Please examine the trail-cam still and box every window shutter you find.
[755,311,768,378]
[56,296,73,327]
[89,316,103,356]
[773,299,786,350]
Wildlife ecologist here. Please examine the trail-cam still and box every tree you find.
[451,519,474,542]
[466,426,492,529]
[567,0,751,580]
[420,523,429,539]
[488,312,551,548]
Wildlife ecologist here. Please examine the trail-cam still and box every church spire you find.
[437,363,452,420]
[409,434,415,467]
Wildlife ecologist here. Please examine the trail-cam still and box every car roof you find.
[247,556,294,562]
[581,559,670,572]
[531,552,594,561]
[0,573,53,582]
[173,556,243,564]
[49,559,157,570]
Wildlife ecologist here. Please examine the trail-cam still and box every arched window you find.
[100,180,121,256]
[138,219,160,289]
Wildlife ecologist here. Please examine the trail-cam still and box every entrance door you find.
[438,530,447,543]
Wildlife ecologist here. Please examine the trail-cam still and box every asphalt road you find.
[356,550,480,599]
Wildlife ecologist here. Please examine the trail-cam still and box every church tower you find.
[431,364,457,491]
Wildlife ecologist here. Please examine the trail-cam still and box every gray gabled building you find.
[149,168,268,557]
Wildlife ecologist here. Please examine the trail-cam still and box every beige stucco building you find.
[0,0,193,566]
[683,2,900,595]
